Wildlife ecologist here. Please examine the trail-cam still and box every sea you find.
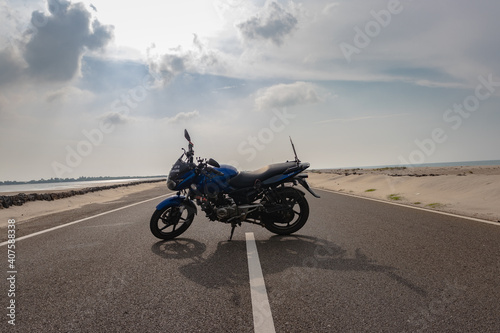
[0,178,165,194]
[338,159,500,170]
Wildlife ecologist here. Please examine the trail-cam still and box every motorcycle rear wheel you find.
[150,203,194,240]
[262,187,309,235]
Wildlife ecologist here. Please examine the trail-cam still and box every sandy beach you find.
[307,165,500,222]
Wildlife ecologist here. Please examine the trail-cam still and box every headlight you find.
[167,179,177,190]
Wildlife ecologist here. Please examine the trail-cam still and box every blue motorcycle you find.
[150,130,320,240]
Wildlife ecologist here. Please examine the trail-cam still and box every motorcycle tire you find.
[150,203,195,240]
[263,187,309,235]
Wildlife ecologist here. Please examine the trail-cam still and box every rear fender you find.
[156,195,198,215]
[294,175,321,198]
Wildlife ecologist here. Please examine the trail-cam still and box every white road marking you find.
[245,232,276,333]
[0,194,169,247]
[315,187,500,226]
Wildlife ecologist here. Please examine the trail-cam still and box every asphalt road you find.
[2,187,500,332]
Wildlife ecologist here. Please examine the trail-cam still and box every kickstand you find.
[228,224,237,241]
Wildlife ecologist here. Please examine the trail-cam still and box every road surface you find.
[2,186,500,332]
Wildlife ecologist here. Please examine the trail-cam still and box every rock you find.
[12,194,27,206]
[2,196,12,208]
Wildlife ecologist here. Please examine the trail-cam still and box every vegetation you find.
[426,203,443,208]
[387,194,403,201]
[373,166,407,171]
[365,189,376,192]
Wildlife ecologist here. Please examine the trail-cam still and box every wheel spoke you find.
[159,224,170,231]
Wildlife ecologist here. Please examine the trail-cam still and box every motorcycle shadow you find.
[151,235,426,296]
[151,238,207,260]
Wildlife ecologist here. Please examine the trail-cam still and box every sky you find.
[1,0,500,181]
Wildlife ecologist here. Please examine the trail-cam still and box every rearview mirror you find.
[207,158,220,168]
[184,129,191,142]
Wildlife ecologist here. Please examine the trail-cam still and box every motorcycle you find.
[150,130,320,241]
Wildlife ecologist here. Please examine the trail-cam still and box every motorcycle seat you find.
[229,162,297,188]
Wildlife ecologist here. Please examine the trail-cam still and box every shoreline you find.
[307,165,500,222]
[0,180,167,229]
[0,179,166,209]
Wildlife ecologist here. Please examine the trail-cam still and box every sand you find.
[0,182,165,228]
[307,165,500,222]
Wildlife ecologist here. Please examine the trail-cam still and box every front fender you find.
[156,195,198,215]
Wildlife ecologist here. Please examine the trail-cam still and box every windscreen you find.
[168,158,192,182]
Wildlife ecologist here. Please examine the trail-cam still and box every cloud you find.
[164,110,200,124]
[23,1,114,82]
[99,112,132,125]
[255,81,320,110]
[45,86,94,104]
[0,47,25,86]
[314,113,409,124]
[149,34,224,84]
[237,2,298,45]
[99,110,200,127]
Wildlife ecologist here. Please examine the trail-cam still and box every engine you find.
[197,194,240,222]
[216,204,238,221]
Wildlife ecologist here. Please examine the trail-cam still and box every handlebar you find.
[182,131,223,176]
[207,167,224,176]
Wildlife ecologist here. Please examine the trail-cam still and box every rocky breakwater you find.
[0,179,166,209]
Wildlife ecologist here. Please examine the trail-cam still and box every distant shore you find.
[307,165,500,222]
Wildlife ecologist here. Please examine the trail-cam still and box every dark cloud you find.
[151,34,223,84]
[0,48,24,87]
[23,1,113,82]
[100,112,130,125]
[237,2,298,46]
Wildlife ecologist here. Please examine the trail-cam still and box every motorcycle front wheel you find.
[150,203,195,240]
[262,187,309,235]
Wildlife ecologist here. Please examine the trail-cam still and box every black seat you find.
[229,162,297,188]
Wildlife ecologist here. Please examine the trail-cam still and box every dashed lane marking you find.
[246,232,276,333]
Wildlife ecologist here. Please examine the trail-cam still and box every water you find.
[406,160,500,168]
[349,159,500,170]
[0,178,162,194]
